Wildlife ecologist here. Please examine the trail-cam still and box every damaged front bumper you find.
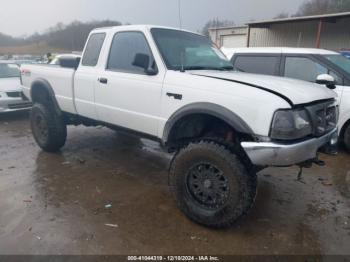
[241,129,338,167]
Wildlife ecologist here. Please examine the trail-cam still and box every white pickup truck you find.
[21,25,338,228]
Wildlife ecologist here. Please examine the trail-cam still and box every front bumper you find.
[0,93,32,113]
[241,129,338,167]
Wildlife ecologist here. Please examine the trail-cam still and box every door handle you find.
[167,92,183,100]
[98,77,108,84]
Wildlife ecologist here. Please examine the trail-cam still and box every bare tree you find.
[201,18,235,37]
[0,20,123,51]
[295,0,350,16]
[274,12,289,19]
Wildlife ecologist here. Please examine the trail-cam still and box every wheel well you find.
[31,83,51,105]
[31,81,62,116]
[340,119,350,141]
[166,113,252,151]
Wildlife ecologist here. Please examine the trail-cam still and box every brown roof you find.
[247,12,350,27]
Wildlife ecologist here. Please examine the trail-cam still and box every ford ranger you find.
[21,25,338,228]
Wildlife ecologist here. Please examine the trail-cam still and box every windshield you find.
[151,28,233,71]
[0,63,20,78]
[323,54,350,74]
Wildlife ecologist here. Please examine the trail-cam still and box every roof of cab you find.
[223,47,338,55]
[91,25,202,36]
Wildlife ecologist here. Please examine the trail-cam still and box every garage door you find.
[221,35,247,48]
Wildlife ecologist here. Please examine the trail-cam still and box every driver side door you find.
[94,31,164,137]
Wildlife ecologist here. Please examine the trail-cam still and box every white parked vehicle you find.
[0,62,32,113]
[49,54,81,65]
[223,47,350,151]
[21,26,338,228]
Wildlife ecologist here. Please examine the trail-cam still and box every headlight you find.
[0,91,5,98]
[270,109,312,140]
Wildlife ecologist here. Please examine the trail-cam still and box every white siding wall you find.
[209,27,248,48]
[249,17,350,50]
[221,35,247,48]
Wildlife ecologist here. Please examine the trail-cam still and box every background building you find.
[209,12,350,51]
[208,26,248,48]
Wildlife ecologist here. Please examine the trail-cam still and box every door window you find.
[284,57,327,82]
[107,31,156,74]
[81,33,106,66]
[233,55,280,76]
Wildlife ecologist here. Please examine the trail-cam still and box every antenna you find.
[178,0,183,29]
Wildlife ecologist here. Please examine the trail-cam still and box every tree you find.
[201,19,235,37]
[274,12,289,19]
[0,20,123,52]
[295,0,350,16]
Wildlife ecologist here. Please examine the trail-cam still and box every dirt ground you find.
[0,111,349,256]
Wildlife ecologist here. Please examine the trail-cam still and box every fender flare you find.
[162,102,254,144]
[339,115,350,139]
[30,78,62,116]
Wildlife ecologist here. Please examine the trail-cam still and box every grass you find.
[0,42,69,55]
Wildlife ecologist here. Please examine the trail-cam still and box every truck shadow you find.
[0,110,29,123]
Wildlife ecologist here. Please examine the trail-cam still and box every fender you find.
[339,111,350,136]
[162,102,254,143]
[30,78,62,116]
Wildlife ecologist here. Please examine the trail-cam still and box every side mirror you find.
[132,53,158,75]
[316,74,336,89]
[59,57,81,70]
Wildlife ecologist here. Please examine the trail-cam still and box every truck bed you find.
[21,64,77,114]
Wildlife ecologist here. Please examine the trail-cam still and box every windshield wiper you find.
[218,66,234,71]
[234,67,245,72]
[177,66,234,71]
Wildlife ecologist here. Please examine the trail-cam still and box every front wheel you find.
[31,103,67,152]
[169,141,257,228]
[343,124,350,152]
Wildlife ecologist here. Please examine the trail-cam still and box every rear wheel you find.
[31,103,67,152]
[169,141,257,228]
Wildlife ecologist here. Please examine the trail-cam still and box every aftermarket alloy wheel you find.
[170,141,257,228]
[186,162,230,210]
[31,103,67,152]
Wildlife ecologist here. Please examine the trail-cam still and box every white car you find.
[0,63,32,113]
[21,25,338,228]
[224,47,350,151]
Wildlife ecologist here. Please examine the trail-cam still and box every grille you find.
[8,102,32,109]
[306,101,337,137]
[6,91,22,98]
[315,106,337,135]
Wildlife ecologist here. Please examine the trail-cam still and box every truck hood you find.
[190,71,336,106]
[0,77,21,92]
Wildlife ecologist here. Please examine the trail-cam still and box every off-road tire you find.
[30,103,67,152]
[169,141,257,228]
[344,124,350,152]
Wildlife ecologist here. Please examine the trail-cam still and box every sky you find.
[0,0,306,37]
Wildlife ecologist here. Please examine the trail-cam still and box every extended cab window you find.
[107,31,156,74]
[82,33,106,66]
[284,57,327,82]
[233,55,280,76]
